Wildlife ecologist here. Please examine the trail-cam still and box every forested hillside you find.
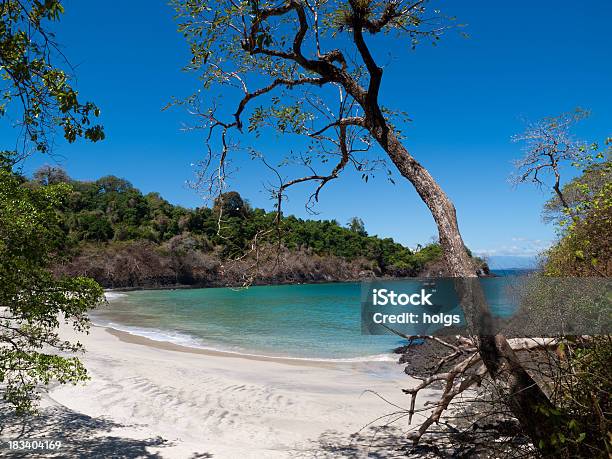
[31,166,488,288]
[525,141,611,456]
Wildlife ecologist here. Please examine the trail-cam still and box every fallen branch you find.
[398,335,563,444]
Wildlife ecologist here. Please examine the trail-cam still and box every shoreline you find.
[101,270,501,293]
[102,278,376,293]
[13,323,431,458]
[95,295,399,365]
[99,276,519,366]
[99,287,402,365]
[103,325,385,367]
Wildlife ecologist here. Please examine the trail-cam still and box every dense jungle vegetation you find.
[28,165,487,288]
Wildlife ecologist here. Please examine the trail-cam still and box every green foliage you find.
[213,191,250,218]
[76,212,114,241]
[30,167,448,276]
[531,337,612,457]
[0,167,104,413]
[347,217,367,236]
[544,138,611,277]
[0,1,104,154]
[542,146,611,225]
[166,0,454,195]
[531,136,612,457]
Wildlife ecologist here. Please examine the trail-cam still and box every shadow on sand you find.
[0,403,211,458]
[296,426,411,458]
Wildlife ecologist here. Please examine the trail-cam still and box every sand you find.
[2,325,437,458]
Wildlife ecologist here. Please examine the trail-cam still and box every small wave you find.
[94,321,203,347]
[104,291,128,301]
[93,321,395,363]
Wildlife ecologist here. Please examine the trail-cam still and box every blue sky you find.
[8,0,612,264]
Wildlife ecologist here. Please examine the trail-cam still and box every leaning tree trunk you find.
[369,121,559,454]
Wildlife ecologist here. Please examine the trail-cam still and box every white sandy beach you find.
[1,324,437,458]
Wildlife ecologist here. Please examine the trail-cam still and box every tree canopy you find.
[169,0,454,221]
[0,164,103,413]
[543,138,611,277]
[30,167,455,278]
[1,0,105,413]
[526,137,612,456]
[0,0,104,157]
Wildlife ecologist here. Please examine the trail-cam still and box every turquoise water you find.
[94,273,526,360]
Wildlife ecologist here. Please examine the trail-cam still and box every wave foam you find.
[104,291,128,301]
[93,320,395,363]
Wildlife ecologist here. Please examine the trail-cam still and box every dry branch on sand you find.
[391,333,561,444]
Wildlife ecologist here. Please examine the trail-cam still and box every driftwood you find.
[387,327,562,444]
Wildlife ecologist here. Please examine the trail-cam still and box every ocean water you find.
[94,273,527,361]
